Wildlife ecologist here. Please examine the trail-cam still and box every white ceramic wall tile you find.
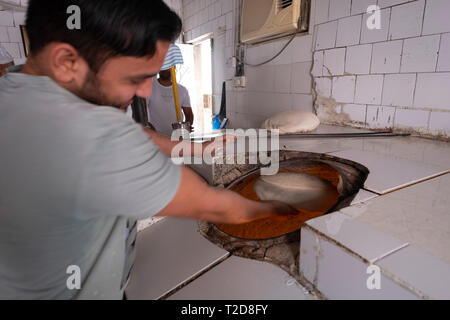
[330,148,447,194]
[351,0,375,15]
[1,42,19,58]
[413,72,450,111]
[230,113,250,129]
[345,44,372,75]
[377,0,411,8]
[354,75,384,105]
[274,64,292,94]
[331,76,356,103]
[394,108,429,131]
[0,11,14,26]
[401,35,440,73]
[336,15,362,47]
[329,0,351,21]
[168,256,310,300]
[0,26,8,42]
[382,73,416,106]
[271,37,295,66]
[366,105,395,129]
[388,0,425,40]
[312,51,324,77]
[246,92,282,117]
[306,212,408,263]
[376,245,450,299]
[315,20,338,50]
[301,227,419,299]
[422,0,450,35]
[13,11,26,27]
[315,0,330,25]
[371,40,403,74]
[361,8,391,44]
[247,113,268,129]
[269,93,294,115]
[291,62,313,94]
[6,26,21,42]
[246,65,275,92]
[222,0,233,14]
[288,35,314,64]
[351,174,450,264]
[292,94,314,112]
[314,77,332,98]
[125,218,229,300]
[342,104,367,123]
[323,48,346,76]
[429,111,450,136]
[437,33,450,72]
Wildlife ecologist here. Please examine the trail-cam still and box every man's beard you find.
[77,70,125,109]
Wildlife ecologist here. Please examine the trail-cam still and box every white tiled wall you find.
[313,0,450,139]
[182,0,315,129]
[3,0,449,140]
[0,0,27,65]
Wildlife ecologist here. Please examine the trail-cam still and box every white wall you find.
[0,1,27,65]
[182,0,450,140]
[182,0,315,129]
[3,0,448,140]
[312,0,450,140]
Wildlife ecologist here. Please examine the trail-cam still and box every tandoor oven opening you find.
[198,151,369,280]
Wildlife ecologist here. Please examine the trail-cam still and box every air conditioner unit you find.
[241,0,309,44]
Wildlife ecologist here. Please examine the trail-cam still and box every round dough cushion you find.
[254,172,339,212]
[262,110,320,134]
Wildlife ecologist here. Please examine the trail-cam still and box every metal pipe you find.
[277,132,411,139]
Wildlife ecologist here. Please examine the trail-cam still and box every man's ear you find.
[48,43,88,85]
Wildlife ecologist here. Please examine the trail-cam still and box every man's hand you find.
[203,134,237,157]
[156,167,300,225]
[237,200,299,224]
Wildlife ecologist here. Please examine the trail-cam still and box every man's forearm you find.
[182,107,194,126]
[143,128,214,158]
[200,186,276,224]
[155,166,278,224]
[143,128,180,156]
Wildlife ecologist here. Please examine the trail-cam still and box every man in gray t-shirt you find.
[0,0,296,300]
[0,68,180,299]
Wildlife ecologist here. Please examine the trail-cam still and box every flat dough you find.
[262,110,320,134]
[254,172,338,212]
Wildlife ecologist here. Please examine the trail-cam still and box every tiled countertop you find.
[126,125,450,300]
[301,174,450,299]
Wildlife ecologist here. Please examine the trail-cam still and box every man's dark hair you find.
[26,0,182,73]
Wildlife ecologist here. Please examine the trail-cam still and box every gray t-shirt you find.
[0,68,181,300]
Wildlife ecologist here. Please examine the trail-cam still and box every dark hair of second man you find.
[25,0,182,73]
